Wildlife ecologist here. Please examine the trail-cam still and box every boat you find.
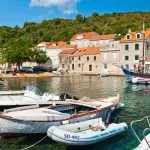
[0,86,74,110]
[0,94,123,137]
[121,66,150,84]
[0,90,24,95]
[131,115,150,150]
[47,118,128,146]
[52,71,63,75]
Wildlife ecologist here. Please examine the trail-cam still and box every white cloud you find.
[30,0,80,14]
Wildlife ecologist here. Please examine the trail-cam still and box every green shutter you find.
[135,44,139,50]
[125,45,129,50]
[135,55,139,60]
[125,56,129,60]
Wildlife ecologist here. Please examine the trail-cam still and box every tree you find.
[2,38,33,70]
[33,48,49,65]
[92,12,99,18]
[76,14,84,22]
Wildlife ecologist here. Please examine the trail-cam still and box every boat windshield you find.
[25,86,43,96]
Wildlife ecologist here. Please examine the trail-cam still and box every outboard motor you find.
[59,93,72,101]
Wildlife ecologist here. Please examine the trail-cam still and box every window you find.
[78,64,81,67]
[104,64,107,69]
[94,56,96,61]
[147,44,150,50]
[126,34,131,40]
[136,33,141,39]
[89,65,92,71]
[125,56,129,60]
[78,56,80,60]
[125,45,129,50]
[72,57,74,60]
[135,55,139,60]
[72,64,74,70]
[87,56,89,61]
[135,44,139,50]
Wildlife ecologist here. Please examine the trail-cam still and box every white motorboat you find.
[131,115,150,150]
[0,94,123,137]
[47,118,128,146]
[0,90,24,95]
[0,86,73,109]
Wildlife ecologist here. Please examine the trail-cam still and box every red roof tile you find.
[121,29,150,42]
[59,49,77,55]
[90,34,116,41]
[39,42,51,45]
[71,32,99,40]
[73,47,100,56]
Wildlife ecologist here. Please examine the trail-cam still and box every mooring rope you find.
[20,135,48,150]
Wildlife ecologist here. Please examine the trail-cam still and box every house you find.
[70,32,99,48]
[90,34,117,47]
[120,28,150,71]
[99,40,122,75]
[69,47,101,74]
[59,49,77,71]
[37,41,76,67]
[144,29,150,73]
[37,42,51,51]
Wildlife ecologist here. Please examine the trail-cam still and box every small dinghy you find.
[47,118,128,146]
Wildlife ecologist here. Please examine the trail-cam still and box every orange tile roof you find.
[121,28,150,42]
[61,44,77,49]
[46,41,73,49]
[40,42,51,45]
[73,47,100,56]
[59,49,77,55]
[71,32,99,40]
[90,34,116,41]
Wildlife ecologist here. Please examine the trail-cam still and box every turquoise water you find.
[0,75,149,150]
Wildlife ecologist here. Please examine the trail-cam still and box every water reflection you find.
[0,75,149,150]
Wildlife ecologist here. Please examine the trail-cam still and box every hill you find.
[0,11,150,45]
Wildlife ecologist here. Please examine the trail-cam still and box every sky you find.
[0,0,150,27]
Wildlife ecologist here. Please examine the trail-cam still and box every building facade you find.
[120,31,144,70]
[68,47,101,74]
[70,32,99,48]
[59,49,77,71]
[37,41,76,67]
[120,29,150,71]
[100,40,122,75]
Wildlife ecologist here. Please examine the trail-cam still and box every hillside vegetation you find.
[0,11,150,45]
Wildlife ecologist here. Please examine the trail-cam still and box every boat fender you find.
[62,120,69,125]
[132,78,138,84]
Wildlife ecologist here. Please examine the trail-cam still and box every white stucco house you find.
[37,41,76,67]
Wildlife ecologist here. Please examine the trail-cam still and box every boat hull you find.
[0,110,109,137]
[121,67,150,84]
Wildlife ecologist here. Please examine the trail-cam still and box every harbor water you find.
[0,75,149,150]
